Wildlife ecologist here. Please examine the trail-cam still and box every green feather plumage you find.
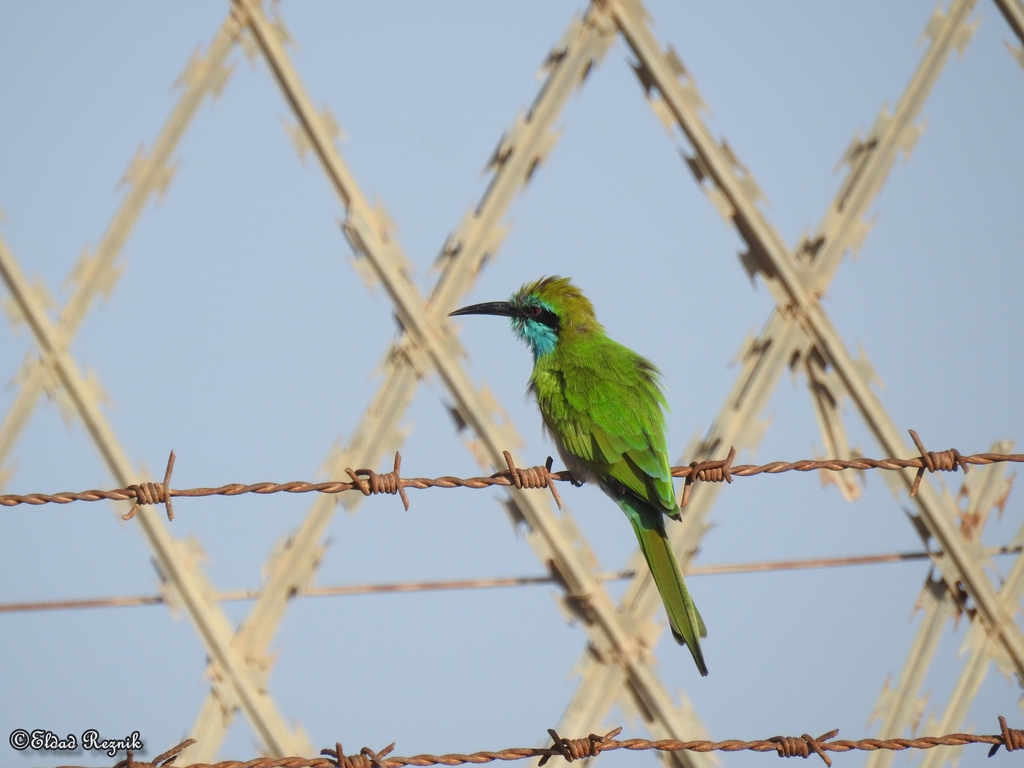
[454,276,708,676]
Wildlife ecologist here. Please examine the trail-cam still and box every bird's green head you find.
[450,276,602,361]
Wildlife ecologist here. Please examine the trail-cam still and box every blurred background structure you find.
[1,1,1023,766]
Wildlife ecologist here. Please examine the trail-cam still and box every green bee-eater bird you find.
[451,276,707,675]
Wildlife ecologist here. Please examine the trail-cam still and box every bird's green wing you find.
[534,338,678,514]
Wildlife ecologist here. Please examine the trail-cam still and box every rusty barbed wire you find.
[5,430,1021,519]
[63,716,1024,768]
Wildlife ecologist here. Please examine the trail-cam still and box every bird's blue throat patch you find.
[510,299,559,361]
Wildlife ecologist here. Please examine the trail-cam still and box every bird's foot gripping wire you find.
[564,465,584,488]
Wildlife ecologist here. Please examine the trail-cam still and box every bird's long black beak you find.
[449,301,518,318]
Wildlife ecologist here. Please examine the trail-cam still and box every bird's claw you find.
[564,472,584,487]
[546,456,584,487]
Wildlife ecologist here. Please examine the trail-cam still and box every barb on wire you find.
[320,742,395,768]
[347,453,410,511]
[503,450,563,509]
[681,445,736,506]
[58,716,1024,768]
[4,430,1021,516]
[112,738,195,768]
[539,727,621,765]
[908,428,970,497]
[122,451,176,521]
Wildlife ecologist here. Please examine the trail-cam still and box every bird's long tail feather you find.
[619,494,707,676]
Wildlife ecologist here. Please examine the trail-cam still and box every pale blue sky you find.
[1,2,1023,767]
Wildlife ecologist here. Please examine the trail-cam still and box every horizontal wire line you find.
[3,545,1018,616]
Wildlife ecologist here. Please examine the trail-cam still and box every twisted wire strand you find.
[63,716,1024,768]
[6,430,1021,518]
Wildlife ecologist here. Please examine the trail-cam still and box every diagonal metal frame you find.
[130,1,712,765]
[0,234,312,757]
[866,444,1016,768]
[194,2,718,766]
[0,12,237,486]
[867,581,958,766]
[994,0,1024,68]
[0,7,318,760]
[2,1,1020,765]
[544,0,959,740]
[612,0,1024,677]
[916,480,1024,768]
[546,0,1024,757]
[639,0,1020,640]
[179,1,636,760]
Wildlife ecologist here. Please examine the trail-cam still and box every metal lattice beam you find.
[866,581,958,767]
[865,445,1015,768]
[917,515,1024,768]
[226,3,717,765]
[545,0,1004,751]
[0,10,317,760]
[0,13,237,488]
[613,0,1024,682]
[178,1,618,761]
[993,0,1024,68]
[0,230,311,757]
[170,1,710,763]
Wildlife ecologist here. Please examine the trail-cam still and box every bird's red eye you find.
[529,306,542,317]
